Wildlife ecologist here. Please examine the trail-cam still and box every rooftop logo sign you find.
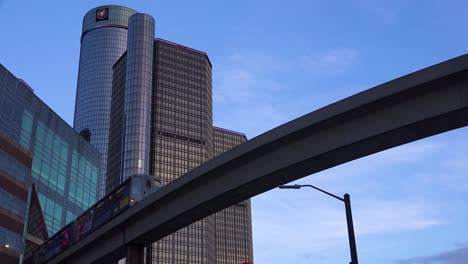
[96,8,109,21]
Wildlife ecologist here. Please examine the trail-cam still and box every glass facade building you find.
[0,63,100,263]
[108,39,217,264]
[108,38,254,264]
[213,127,254,264]
[74,5,137,198]
[107,12,155,193]
[122,13,155,179]
[77,5,254,264]
[149,39,216,264]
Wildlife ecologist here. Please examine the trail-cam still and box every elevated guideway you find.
[50,54,468,264]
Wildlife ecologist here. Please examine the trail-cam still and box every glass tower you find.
[73,5,137,198]
[150,39,216,264]
[213,127,254,264]
[0,64,100,262]
[80,5,255,264]
[122,13,155,179]
[108,39,217,264]
[106,13,155,193]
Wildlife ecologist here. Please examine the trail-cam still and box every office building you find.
[106,13,155,190]
[213,127,254,264]
[150,39,217,264]
[74,5,137,198]
[0,63,101,263]
[109,38,216,264]
[74,5,254,264]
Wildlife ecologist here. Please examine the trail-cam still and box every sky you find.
[1,1,468,263]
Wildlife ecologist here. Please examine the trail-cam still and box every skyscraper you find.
[75,5,254,264]
[110,38,216,264]
[74,5,137,198]
[0,64,100,263]
[213,127,254,264]
[150,39,216,264]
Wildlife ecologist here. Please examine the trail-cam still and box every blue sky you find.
[2,1,468,263]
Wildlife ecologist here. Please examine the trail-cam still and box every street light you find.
[278,184,359,264]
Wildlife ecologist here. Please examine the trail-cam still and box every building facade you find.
[108,38,217,264]
[213,127,254,264]
[0,64,100,262]
[75,5,254,264]
[149,39,216,264]
[74,5,137,198]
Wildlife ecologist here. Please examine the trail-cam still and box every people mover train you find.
[31,174,162,264]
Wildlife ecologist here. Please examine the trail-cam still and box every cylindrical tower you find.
[73,5,137,198]
[122,13,155,179]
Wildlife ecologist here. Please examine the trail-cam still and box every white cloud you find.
[252,138,452,263]
[356,0,409,25]
[300,48,358,76]
[436,140,468,191]
[213,48,359,137]
[355,200,445,234]
[252,192,444,263]
[306,140,443,195]
[213,67,285,105]
[396,244,468,264]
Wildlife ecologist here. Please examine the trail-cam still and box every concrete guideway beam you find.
[49,54,468,264]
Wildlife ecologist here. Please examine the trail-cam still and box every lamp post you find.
[278,184,359,264]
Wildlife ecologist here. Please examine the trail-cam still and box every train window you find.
[116,186,125,198]
[146,180,151,189]
[154,180,161,186]
[96,202,104,209]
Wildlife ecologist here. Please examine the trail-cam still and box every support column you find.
[145,245,152,264]
[127,244,145,264]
